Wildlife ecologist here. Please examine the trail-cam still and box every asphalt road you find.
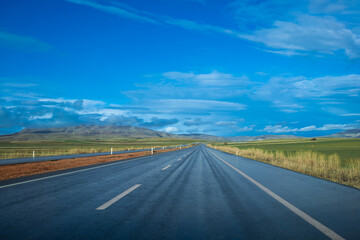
[1,145,359,240]
[0,146,184,165]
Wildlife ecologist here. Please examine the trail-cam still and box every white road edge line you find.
[162,164,171,170]
[0,153,164,189]
[96,184,141,210]
[208,149,345,240]
[177,158,182,161]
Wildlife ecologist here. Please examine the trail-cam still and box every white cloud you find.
[38,97,77,103]
[2,83,38,88]
[316,123,359,130]
[66,0,235,37]
[341,113,360,116]
[145,99,246,113]
[293,74,360,97]
[28,113,53,121]
[124,70,252,100]
[39,98,104,106]
[161,17,235,35]
[36,97,130,119]
[215,121,237,126]
[272,101,304,112]
[263,123,360,133]
[262,49,307,56]
[256,74,360,101]
[241,14,360,58]
[280,109,299,113]
[309,0,347,14]
[66,0,360,59]
[79,108,127,118]
[263,125,293,133]
[162,70,249,86]
[298,125,318,131]
[66,0,159,24]
[82,99,106,108]
[236,125,255,132]
[163,126,179,133]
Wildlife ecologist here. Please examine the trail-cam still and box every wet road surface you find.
[1,145,359,239]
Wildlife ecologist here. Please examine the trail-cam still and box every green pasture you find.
[216,138,360,164]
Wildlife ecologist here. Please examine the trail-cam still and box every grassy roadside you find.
[219,138,360,165]
[0,146,193,181]
[210,139,360,189]
[0,138,200,160]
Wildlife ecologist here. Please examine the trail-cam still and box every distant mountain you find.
[323,129,360,138]
[1,125,358,142]
[179,134,228,141]
[178,134,301,142]
[0,126,301,142]
[0,125,180,141]
[228,134,303,142]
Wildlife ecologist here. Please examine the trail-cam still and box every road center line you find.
[208,149,345,240]
[96,184,141,210]
[162,164,171,170]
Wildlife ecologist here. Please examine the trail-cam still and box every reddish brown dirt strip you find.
[0,148,185,181]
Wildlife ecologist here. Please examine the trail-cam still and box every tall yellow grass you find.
[210,145,360,189]
[0,145,176,159]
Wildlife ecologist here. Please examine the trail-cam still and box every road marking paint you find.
[208,150,345,240]
[0,151,172,189]
[96,184,141,210]
[162,164,171,170]
[177,158,182,161]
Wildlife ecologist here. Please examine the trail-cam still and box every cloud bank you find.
[65,0,360,58]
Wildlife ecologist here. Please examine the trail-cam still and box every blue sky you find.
[0,0,360,137]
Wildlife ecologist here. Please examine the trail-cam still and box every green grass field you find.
[217,138,360,165]
[0,138,201,160]
[211,138,360,188]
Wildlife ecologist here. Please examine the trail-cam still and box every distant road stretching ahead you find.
[1,145,359,239]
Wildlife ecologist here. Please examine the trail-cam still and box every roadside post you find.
[236,150,239,167]
[32,151,35,159]
[151,147,154,155]
[111,148,113,155]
